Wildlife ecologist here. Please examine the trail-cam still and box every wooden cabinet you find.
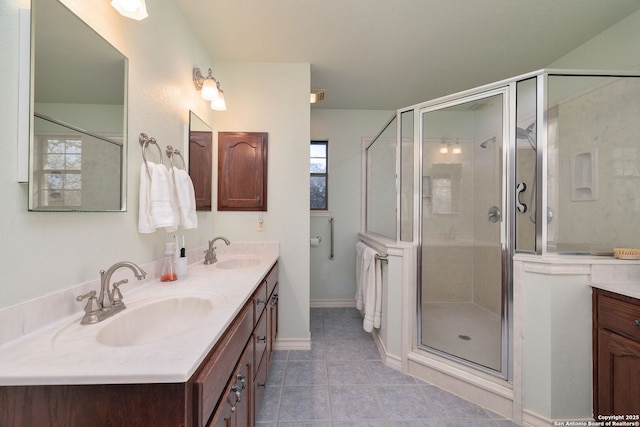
[208,343,252,427]
[189,130,213,211]
[592,288,640,417]
[0,262,279,427]
[217,132,267,211]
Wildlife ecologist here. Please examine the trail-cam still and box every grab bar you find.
[329,217,335,260]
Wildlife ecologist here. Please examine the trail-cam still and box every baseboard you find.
[274,337,311,351]
[372,332,403,371]
[522,409,553,427]
[310,299,356,308]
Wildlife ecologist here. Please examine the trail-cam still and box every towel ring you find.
[166,145,186,170]
[139,133,163,178]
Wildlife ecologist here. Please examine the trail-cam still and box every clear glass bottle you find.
[160,242,177,282]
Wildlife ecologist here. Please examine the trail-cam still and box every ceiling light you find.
[111,0,148,20]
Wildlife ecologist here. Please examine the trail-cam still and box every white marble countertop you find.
[590,282,640,300]
[0,243,278,386]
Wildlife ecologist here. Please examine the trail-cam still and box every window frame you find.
[310,140,329,210]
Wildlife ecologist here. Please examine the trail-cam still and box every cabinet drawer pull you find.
[237,372,247,390]
[257,335,267,343]
[257,382,266,388]
[635,319,640,328]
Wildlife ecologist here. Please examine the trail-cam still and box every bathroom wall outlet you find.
[257,213,265,231]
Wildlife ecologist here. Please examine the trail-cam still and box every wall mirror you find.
[188,111,213,211]
[28,0,128,211]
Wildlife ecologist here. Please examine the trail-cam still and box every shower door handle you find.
[488,206,501,223]
[516,182,527,213]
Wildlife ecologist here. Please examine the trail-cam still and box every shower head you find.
[480,136,496,149]
[516,121,536,139]
[516,121,537,150]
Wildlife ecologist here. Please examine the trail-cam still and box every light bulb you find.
[111,0,148,20]
[200,78,219,101]
[211,90,226,111]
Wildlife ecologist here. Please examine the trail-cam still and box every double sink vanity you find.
[0,242,279,427]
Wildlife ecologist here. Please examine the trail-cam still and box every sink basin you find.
[216,256,261,270]
[96,296,214,347]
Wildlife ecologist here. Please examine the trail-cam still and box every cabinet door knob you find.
[635,319,640,328]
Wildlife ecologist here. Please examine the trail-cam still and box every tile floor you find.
[255,307,521,427]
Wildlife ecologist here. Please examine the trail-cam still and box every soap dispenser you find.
[160,242,177,282]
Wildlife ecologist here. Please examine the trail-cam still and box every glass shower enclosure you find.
[393,69,640,380]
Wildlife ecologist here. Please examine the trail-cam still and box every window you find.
[37,135,83,207]
[310,141,328,210]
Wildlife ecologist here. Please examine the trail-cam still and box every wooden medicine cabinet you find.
[218,132,268,211]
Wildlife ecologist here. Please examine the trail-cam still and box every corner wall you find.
[210,62,312,346]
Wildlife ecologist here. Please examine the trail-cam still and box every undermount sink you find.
[216,256,262,270]
[96,296,214,347]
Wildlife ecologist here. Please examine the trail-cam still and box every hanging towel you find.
[171,166,198,229]
[356,242,381,333]
[138,162,179,233]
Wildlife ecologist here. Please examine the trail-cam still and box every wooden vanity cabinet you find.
[202,263,278,427]
[0,262,279,427]
[592,288,640,417]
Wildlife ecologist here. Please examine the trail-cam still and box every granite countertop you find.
[0,243,278,386]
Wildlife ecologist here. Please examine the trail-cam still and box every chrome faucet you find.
[76,261,147,325]
[204,236,231,264]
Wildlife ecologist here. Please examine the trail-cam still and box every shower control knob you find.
[488,206,501,223]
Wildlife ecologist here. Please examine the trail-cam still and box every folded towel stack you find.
[138,162,197,233]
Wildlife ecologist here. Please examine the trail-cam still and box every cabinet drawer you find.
[597,293,640,341]
[265,263,279,297]
[192,302,253,426]
[254,310,267,375]
[253,280,268,322]
[253,353,268,420]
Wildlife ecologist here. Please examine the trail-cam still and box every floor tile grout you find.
[255,307,521,427]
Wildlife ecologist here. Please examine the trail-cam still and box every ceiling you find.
[175,0,640,110]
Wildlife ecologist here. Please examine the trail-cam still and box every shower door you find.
[419,88,509,378]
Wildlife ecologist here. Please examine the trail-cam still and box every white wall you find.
[310,109,393,304]
[210,62,311,345]
[547,9,640,71]
[0,0,219,309]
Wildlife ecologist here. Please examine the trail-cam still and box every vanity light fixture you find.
[111,0,148,20]
[193,68,227,111]
[452,138,462,154]
[439,140,449,154]
[439,139,462,154]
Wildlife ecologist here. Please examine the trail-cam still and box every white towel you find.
[171,166,198,229]
[138,162,178,233]
[356,242,381,333]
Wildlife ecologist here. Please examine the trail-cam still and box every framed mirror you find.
[188,111,213,211]
[28,0,128,211]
